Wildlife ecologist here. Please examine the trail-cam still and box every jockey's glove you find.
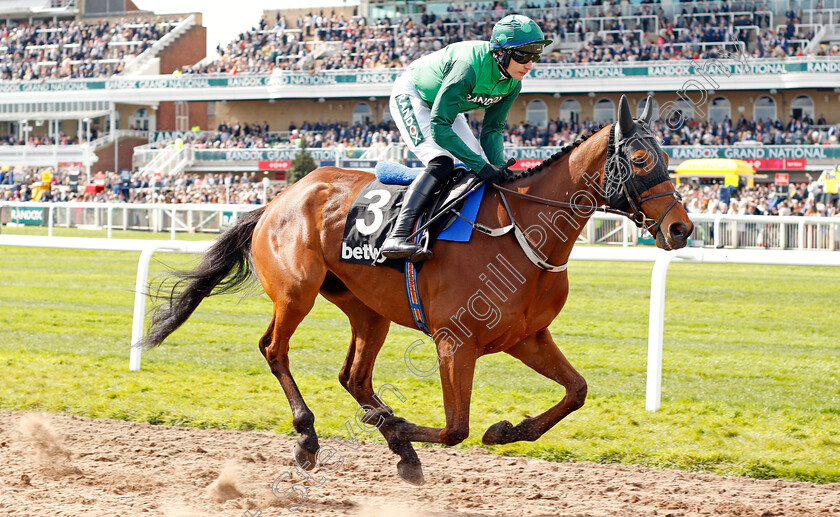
[476,163,510,182]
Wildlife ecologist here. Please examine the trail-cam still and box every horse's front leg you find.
[382,343,477,484]
[482,328,587,445]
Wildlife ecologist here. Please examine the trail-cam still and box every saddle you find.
[375,161,481,231]
[339,162,485,271]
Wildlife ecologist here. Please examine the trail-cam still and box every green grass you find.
[1,227,838,483]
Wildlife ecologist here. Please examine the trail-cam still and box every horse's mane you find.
[502,125,605,183]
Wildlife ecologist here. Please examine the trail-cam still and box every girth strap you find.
[453,189,569,273]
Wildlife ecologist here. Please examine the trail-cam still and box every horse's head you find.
[603,95,693,250]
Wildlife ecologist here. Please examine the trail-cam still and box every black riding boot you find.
[381,170,441,261]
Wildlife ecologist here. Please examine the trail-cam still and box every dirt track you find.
[1,411,837,517]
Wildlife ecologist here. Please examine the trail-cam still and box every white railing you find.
[3,202,839,251]
[0,130,149,169]
[136,144,194,179]
[805,7,840,25]
[0,234,212,371]
[689,213,840,250]
[1,236,836,410]
[358,143,404,162]
[640,247,840,410]
[0,143,95,174]
[0,201,256,239]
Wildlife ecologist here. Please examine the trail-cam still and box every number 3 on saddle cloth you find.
[340,161,486,335]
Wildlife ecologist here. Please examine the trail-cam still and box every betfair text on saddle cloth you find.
[382,15,553,262]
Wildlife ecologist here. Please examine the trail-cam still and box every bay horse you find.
[139,95,692,485]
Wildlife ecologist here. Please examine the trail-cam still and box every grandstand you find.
[1,0,840,210]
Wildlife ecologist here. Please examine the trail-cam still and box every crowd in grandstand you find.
[0,2,836,81]
[5,115,839,149]
[0,168,283,205]
[2,158,838,220]
[0,18,179,80]
[679,180,838,217]
[174,0,837,75]
[168,120,403,151]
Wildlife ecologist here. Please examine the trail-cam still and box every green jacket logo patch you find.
[396,95,424,146]
[466,93,504,107]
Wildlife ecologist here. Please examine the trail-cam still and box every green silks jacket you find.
[409,41,521,172]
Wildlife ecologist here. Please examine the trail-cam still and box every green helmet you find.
[490,15,552,54]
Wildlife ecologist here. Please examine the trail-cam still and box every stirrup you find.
[407,226,433,262]
[409,248,434,263]
[381,238,421,259]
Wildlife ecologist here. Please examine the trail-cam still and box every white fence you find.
[0,201,256,238]
[1,235,838,410]
[3,201,840,251]
[0,235,211,371]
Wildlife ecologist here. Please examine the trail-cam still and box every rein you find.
[458,122,683,272]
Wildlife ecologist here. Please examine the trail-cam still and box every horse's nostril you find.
[670,222,687,240]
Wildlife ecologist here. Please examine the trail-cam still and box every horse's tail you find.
[138,206,267,350]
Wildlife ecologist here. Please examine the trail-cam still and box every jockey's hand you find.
[476,163,511,182]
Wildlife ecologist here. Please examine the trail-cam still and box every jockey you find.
[382,14,552,261]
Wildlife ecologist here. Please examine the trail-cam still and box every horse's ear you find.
[617,94,633,140]
[641,95,654,124]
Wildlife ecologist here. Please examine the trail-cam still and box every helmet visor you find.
[513,42,546,54]
[510,49,541,64]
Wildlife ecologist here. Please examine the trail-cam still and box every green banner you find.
[10,207,44,225]
[184,145,840,163]
[194,148,338,162]
[2,60,838,93]
[531,65,633,79]
[0,80,106,93]
[221,211,236,227]
[271,71,401,86]
[662,145,840,160]
[497,145,840,162]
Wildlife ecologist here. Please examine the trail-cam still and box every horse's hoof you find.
[482,420,515,445]
[397,459,425,486]
[294,443,318,470]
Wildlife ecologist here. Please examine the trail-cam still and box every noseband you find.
[604,124,682,238]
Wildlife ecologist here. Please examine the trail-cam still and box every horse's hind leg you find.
[259,273,325,470]
[482,328,587,445]
[323,288,425,485]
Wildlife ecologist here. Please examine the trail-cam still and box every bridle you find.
[473,121,685,272]
[603,123,683,238]
[494,122,683,239]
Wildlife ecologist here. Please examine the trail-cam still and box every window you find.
[592,98,615,124]
[382,105,393,124]
[673,98,695,121]
[636,97,659,120]
[708,97,730,123]
[753,96,777,122]
[175,101,189,132]
[526,99,548,127]
[560,99,581,124]
[790,95,814,121]
[353,102,372,125]
[130,108,150,131]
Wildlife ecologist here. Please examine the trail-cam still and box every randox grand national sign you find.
[2,58,839,93]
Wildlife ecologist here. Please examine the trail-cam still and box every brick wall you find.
[93,137,148,174]
[155,24,208,131]
[159,24,206,74]
[157,101,208,132]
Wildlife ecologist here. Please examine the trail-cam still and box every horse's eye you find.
[631,155,647,166]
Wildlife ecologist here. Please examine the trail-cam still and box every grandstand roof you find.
[0,0,76,17]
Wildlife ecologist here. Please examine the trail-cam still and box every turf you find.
[0,227,838,483]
